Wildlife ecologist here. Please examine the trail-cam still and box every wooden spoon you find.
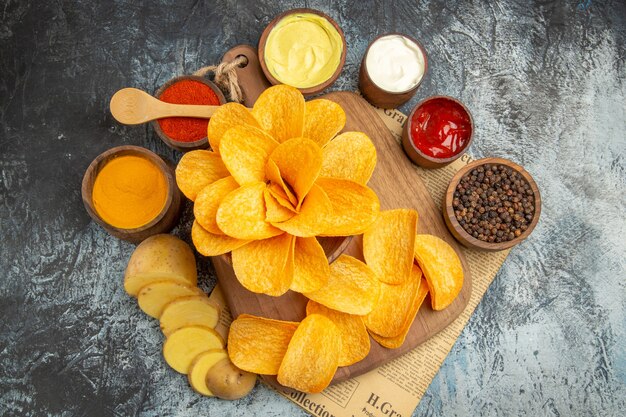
[110,88,223,125]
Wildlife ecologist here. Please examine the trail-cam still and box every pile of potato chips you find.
[176,85,379,297]
[227,208,464,393]
[175,85,465,393]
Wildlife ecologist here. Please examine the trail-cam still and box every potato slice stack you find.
[124,234,256,399]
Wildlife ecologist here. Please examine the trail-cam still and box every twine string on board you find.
[194,55,248,103]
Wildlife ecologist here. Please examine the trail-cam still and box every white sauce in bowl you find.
[365,34,425,93]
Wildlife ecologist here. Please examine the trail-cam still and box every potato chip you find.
[207,102,261,153]
[304,255,380,315]
[269,138,322,205]
[265,159,298,206]
[267,182,297,211]
[321,132,377,185]
[252,85,304,143]
[175,150,230,201]
[306,301,370,367]
[277,314,341,393]
[413,234,464,310]
[271,184,331,237]
[191,221,250,256]
[231,233,294,296]
[264,188,296,223]
[363,209,418,285]
[364,263,422,337]
[316,178,380,237]
[291,237,329,293]
[194,176,239,234]
[302,99,346,148]
[216,182,283,240]
[370,275,429,349]
[219,125,279,186]
[228,314,299,375]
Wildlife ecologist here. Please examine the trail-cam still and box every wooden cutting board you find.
[213,45,472,384]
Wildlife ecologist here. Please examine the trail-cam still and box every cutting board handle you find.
[221,44,272,107]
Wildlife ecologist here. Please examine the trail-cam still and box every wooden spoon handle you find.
[152,101,219,119]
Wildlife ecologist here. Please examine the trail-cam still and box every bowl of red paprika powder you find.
[402,96,474,169]
[152,75,226,152]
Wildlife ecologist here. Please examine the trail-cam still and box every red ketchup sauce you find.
[409,97,472,159]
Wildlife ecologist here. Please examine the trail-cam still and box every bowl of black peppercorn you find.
[443,157,541,251]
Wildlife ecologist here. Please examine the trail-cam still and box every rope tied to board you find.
[194,55,248,103]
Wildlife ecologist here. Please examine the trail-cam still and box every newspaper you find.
[209,106,510,417]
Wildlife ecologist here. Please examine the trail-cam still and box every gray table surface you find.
[1,0,625,416]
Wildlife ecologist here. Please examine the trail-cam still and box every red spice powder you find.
[157,79,220,143]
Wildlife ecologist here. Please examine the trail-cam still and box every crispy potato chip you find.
[303,99,346,148]
[304,255,380,315]
[306,301,370,367]
[264,188,296,223]
[271,184,331,237]
[370,275,429,349]
[267,182,297,211]
[228,314,299,375]
[175,150,230,201]
[269,138,322,205]
[363,209,418,285]
[231,233,294,296]
[277,314,341,393]
[413,234,464,310]
[265,159,298,206]
[219,125,279,186]
[207,102,261,153]
[216,182,283,240]
[194,176,239,234]
[252,85,304,143]
[291,237,329,293]
[364,262,422,337]
[321,132,377,185]
[192,221,250,256]
[316,178,380,237]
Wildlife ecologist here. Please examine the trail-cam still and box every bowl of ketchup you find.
[402,96,474,169]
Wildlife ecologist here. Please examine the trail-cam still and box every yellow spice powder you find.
[92,155,168,229]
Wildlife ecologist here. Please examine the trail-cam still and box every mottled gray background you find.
[1,0,624,416]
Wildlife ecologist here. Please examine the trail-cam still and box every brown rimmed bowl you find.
[359,33,428,109]
[81,145,182,244]
[443,157,541,252]
[402,95,474,169]
[258,8,347,96]
[152,75,226,152]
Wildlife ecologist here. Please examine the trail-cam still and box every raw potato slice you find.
[228,314,298,375]
[188,349,228,396]
[321,132,377,185]
[290,237,330,293]
[303,99,346,148]
[124,234,197,297]
[207,102,261,153]
[205,357,257,400]
[364,263,422,337]
[304,255,380,315]
[194,176,239,234]
[175,150,230,201]
[316,178,380,237]
[306,301,370,367]
[163,326,225,374]
[413,234,464,310]
[191,221,250,257]
[370,276,429,349]
[277,314,341,393]
[363,209,418,285]
[160,295,221,337]
[137,281,203,319]
[252,84,304,143]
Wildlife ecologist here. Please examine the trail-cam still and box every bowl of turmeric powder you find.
[81,145,182,243]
